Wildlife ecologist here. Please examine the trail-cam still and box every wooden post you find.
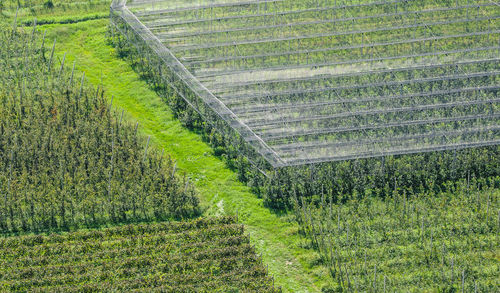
[143,136,151,163]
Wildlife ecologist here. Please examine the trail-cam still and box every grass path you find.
[34,19,332,292]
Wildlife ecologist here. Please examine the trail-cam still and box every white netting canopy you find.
[111,0,500,167]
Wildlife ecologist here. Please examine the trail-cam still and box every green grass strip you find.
[28,18,331,292]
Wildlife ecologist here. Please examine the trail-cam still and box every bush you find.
[43,0,54,9]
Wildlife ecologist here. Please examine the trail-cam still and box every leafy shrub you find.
[43,0,53,9]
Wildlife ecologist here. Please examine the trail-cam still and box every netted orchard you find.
[110,0,500,207]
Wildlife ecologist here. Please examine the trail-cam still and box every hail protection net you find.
[111,0,500,168]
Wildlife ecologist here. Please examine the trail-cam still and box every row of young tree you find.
[294,184,499,292]
[0,217,280,292]
[260,146,500,208]
[0,25,199,234]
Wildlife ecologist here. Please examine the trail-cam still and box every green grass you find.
[17,18,332,292]
[1,0,110,26]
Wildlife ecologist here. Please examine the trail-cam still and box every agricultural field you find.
[0,26,199,233]
[296,186,499,291]
[110,0,500,209]
[0,0,499,292]
[0,12,282,292]
[0,217,280,292]
[116,0,500,167]
[110,0,500,291]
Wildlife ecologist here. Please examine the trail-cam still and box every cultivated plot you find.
[111,0,500,167]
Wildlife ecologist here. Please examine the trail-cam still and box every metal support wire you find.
[259,114,500,141]
[140,0,411,23]
[166,15,500,52]
[273,126,500,153]
[132,0,287,15]
[231,85,500,114]
[153,3,495,39]
[185,30,500,66]
[280,140,500,166]
[246,98,500,128]
[219,70,500,102]
[195,42,500,80]
[208,55,500,90]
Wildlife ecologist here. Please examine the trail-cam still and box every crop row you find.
[187,30,498,72]
[157,4,497,50]
[134,0,485,25]
[0,25,199,234]
[216,60,499,97]
[0,216,280,292]
[147,2,492,36]
[295,185,499,291]
[151,2,498,55]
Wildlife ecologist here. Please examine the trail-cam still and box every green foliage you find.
[0,216,281,292]
[264,147,500,209]
[0,28,199,234]
[111,33,500,207]
[0,0,110,28]
[295,186,499,291]
[0,16,335,290]
[2,0,108,10]
[109,5,500,289]
[43,0,53,9]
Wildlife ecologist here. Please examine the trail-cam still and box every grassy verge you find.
[1,1,110,25]
[21,18,332,292]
